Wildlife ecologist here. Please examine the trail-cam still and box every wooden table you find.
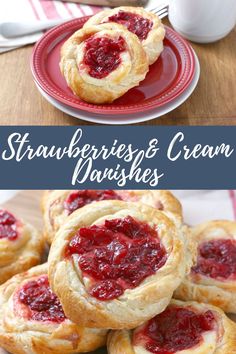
[0,20,235,126]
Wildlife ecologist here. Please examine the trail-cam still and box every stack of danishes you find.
[0,191,236,354]
[60,7,165,104]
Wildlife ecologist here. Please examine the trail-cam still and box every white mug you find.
[168,0,236,43]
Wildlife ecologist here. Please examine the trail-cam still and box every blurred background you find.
[0,190,235,226]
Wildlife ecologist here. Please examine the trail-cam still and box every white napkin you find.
[173,190,236,225]
[0,33,43,53]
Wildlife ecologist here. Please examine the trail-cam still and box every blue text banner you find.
[0,126,235,189]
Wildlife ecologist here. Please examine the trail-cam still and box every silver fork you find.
[150,4,169,19]
[0,4,169,40]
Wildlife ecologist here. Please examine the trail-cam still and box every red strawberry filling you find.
[65,216,167,301]
[192,239,236,280]
[133,305,215,353]
[64,190,122,215]
[108,11,153,40]
[83,36,126,79]
[18,275,66,323]
[0,209,18,241]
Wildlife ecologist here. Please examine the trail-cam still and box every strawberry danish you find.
[0,209,44,285]
[48,200,194,329]
[175,220,236,313]
[108,299,236,354]
[0,263,107,354]
[42,189,182,244]
[85,6,165,65]
[60,23,149,104]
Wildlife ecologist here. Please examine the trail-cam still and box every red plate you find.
[31,17,195,115]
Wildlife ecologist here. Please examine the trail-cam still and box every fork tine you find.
[148,4,169,14]
[158,11,168,19]
[153,7,168,15]
[152,7,168,17]
[152,6,168,13]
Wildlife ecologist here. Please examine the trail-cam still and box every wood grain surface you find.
[0,19,235,126]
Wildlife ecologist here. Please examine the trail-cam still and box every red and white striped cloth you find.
[0,0,161,52]
[0,0,162,22]
[28,0,103,20]
[0,0,106,52]
[0,0,104,22]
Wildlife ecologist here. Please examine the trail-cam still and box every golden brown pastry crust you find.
[60,22,149,104]
[175,220,236,313]
[41,190,182,244]
[84,6,165,65]
[0,263,107,354]
[48,200,194,329]
[0,210,44,285]
[107,299,236,354]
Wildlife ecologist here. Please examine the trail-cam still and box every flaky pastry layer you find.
[60,23,149,104]
[0,263,107,354]
[48,200,194,329]
[107,299,236,354]
[85,6,165,65]
[0,212,44,285]
[41,189,182,244]
[175,220,236,313]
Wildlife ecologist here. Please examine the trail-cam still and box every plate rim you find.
[35,50,200,125]
[31,16,196,116]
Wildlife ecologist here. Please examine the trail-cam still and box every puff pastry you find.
[48,200,194,329]
[42,189,183,244]
[0,263,107,354]
[108,299,236,354]
[60,23,149,104]
[175,220,236,314]
[0,209,44,285]
[85,6,165,65]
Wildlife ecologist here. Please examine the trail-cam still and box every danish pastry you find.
[0,263,107,354]
[108,299,236,354]
[42,189,182,244]
[0,209,44,285]
[60,23,149,104]
[85,6,165,65]
[48,200,194,329]
[175,220,236,313]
